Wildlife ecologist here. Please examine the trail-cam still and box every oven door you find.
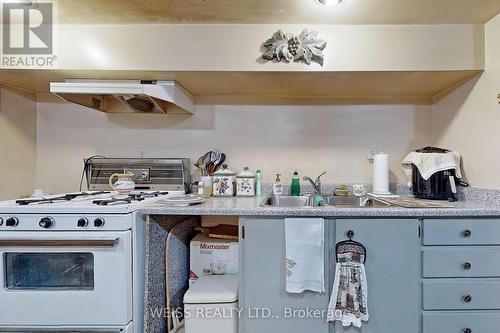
[0,231,132,326]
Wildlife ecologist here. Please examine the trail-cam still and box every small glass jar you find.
[200,176,213,196]
[236,167,256,197]
[212,165,236,197]
[197,182,204,195]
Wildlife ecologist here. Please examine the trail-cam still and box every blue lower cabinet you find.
[421,219,500,333]
[239,218,330,333]
[423,247,500,278]
[423,219,500,246]
[423,311,500,333]
[333,219,420,333]
[423,279,500,310]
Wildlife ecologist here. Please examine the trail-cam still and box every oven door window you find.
[4,253,94,290]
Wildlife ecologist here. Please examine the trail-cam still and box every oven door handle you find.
[0,238,119,247]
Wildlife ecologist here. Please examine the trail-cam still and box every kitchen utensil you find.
[194,155,205,175]
[204,149,225,176]
[214,153,226,173]
[196,152,211,176]
[206,162,215,176]
[108,173,135,194]
[210,149,222,163]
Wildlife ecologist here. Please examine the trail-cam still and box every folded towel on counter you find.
[401,150,463,187]
[285,218,325,294]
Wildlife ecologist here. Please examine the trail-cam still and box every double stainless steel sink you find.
[263,195,311,207]
[260,195,391,208]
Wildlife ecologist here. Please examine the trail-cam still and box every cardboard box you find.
[190,233,239,281]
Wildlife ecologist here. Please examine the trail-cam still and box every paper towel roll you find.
[373,153,390,195]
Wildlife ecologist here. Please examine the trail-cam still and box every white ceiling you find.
[57,0,500,25]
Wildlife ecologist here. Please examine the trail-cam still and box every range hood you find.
[50,79,195,114]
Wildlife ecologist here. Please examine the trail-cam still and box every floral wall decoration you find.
[262,29,327,66]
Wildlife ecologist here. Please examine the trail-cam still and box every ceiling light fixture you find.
[315,0,344,7]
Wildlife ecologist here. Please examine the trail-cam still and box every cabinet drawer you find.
[423,311,500,333]
[423,280,500,310]
[423,248,500,278]
[423,219,500,245]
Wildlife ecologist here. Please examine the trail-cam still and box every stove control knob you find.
[77,218,89,227]
[6,217,19,227]
[39,217,55,229]
[94,217,105,228]
[0,217,3,226]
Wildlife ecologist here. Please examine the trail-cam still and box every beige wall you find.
[0,86,37,199]
[36,93,433,193]
[3,18,497,196]
[55,24,484,71]
[433,14,500,189]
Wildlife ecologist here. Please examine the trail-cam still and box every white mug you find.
[352,184,367,197]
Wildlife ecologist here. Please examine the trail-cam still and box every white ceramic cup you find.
[352,184,367,197]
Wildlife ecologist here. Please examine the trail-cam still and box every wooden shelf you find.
[0,69,482,105]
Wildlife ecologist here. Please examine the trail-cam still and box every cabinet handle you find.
[346,230,355,239]
[462,229,472,238]
[463,294,472,303]
[462,262,472,270]
[463,328,472,333]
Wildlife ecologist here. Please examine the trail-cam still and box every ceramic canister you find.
[236,167,256,197]
[212,165,236,197]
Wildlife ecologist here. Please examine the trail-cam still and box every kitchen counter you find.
[142,188,500,217]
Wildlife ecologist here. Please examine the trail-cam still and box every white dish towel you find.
[285,218,325,294]
[401,150,463,187]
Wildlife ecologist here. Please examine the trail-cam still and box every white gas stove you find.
[0,158,190,333]
[0,190,183,216]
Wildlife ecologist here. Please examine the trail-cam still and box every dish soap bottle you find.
[290,171,301,196]
[272,174,284,196]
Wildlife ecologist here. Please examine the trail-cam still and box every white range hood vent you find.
[50,79,195,114]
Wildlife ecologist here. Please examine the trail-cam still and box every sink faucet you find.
[303,171,326,195]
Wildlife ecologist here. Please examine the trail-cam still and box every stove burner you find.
[129,191,169,200]
[93,198,136,206]
[16,191,112,206]
[92,191,169,206]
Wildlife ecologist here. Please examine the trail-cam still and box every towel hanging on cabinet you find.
[327,230,369,327]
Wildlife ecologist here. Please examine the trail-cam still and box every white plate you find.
[159,194,206,206]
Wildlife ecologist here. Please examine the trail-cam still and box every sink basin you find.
[261,196,311,207]
[323,195,391,208]
[260,195,392,208]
